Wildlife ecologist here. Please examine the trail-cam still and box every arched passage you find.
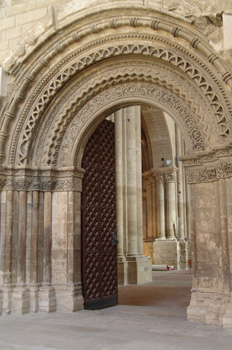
[0,2,232,327]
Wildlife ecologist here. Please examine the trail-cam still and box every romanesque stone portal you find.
[1,0,232,328]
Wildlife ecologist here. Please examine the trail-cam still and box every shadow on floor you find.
[118,270,192,309]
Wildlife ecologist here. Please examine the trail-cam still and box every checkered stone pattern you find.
[82,120,117,306]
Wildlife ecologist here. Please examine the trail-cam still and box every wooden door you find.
[82,120,118,310]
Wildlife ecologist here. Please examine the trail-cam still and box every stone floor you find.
[1,271,232,350]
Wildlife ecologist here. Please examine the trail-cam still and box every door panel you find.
[82,120,118,310]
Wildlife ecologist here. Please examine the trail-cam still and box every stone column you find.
[51,169,84,312]
[115,110,128,285]
[124,106,152,284]
[143,174,156,241]
[142,171,156,263]
[115,109,125,258]
[165,168,177,240]
[186,182,191,240]
[0,190,13,314]
[135,106,143,256]
[115,107,152,284]
[153,168,179,269]
[176,126,185,240]
[126,106,138,257]
[12,191,30,314]
[39,191,56,313]
[25,190,40,313]
[4,191,13,285]
[155,172,166,240]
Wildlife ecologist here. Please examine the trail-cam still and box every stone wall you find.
[0,0,67,64]
[1,0,232,67]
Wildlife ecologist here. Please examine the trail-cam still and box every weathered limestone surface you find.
[153,241,180,269]
[0,0,232,330]
[1,0,232,70]
[115,107,152,285]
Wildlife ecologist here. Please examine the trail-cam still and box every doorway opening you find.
[81,104,191,310]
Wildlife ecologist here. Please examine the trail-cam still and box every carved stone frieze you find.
[181,142,232,167]
[0,168,84,192]
[186,161,232,183]
[55,178,82,192]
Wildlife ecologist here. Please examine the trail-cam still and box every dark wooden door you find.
[81,120,118,310]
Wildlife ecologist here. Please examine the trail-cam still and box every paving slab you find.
[0,271,231,350]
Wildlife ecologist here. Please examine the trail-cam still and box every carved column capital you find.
[164,167,178,183]
[0,166,85,192]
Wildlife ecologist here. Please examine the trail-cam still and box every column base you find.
[153,240,180,269]
[127,255,152,284]
[30,284,39,313]
[54,283,84,312]
[117,256,128,285]
[39,285,56,313]
[187,290,228,327]
[220,296,232,328]
[11,286,30,315]
[2,285,13,315]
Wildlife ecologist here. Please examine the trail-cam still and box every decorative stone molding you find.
[165,168,178,183]
[0,28,229,167]
[0,167,84,192]
[14,39,229,166]
[2,2,230,83]
[33,60,213,168]
[180,142,232,167]
[143,167,178,184]
[186,161,232,183]
[56,81,205,167]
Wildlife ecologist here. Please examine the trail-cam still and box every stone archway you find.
[0,2,232,327]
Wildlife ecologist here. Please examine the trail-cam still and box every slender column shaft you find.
[145,178,156,240]
[156,174,166,240]
[176,126,185,240]
[31,191,39,284]
[67,191,74,284]
[17,191,27,285]
[165,169,177,240]
[5,190,13,284]
[115,109,124,257]
[135,106,143,255]
[26,192,32,285]
[43,192,52,284]
[146,181,153,240]
[126,106,138,256]
[186,183,191,239]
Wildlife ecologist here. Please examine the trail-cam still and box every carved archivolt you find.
[60,82,205,167]
[14,40,230,166]
[1,10,232,171]
[32,60,214,167]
